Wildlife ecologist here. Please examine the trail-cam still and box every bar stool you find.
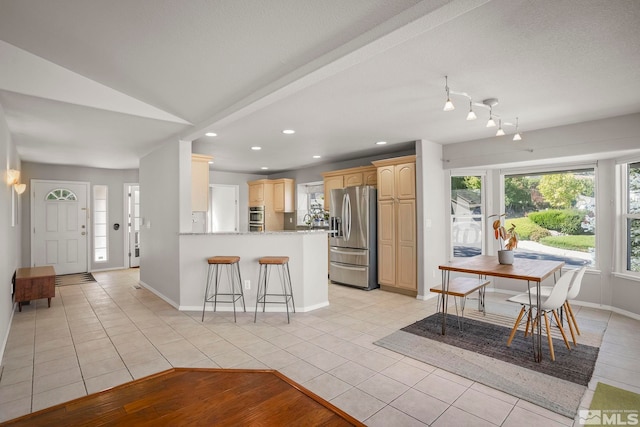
[202,256,246,322]
[254,256,295,323]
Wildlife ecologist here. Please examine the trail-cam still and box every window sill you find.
[612,272,640,283]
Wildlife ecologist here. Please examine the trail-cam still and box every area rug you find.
[580,382,640,426]
[374,312,606,418]
[55,272,97,286]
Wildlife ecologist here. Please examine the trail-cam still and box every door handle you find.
[81,232,86,236]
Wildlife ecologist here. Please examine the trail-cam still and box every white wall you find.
[0,103,21,358]
[139,140,181,306]
[442,113,640,317]
[20,162,138,271]
[417,140,447,299]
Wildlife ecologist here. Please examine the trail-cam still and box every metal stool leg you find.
[235,262,246,312]
[202,264,214,321]
[277,265,290,323]
[254,264,265,322]
[284,262,295,314]
[225,264,236,322]
[213,264,221,313]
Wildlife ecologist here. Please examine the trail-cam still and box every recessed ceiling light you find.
[282,129,295,135]
[208,161,214,164]
[261,166,269,170]
[205,132,217,137]
[376,141,387,145]
[251,146,262,150]
[312,155,321,159]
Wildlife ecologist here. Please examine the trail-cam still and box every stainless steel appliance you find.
[329,186,377,290]
[249,206,265,232]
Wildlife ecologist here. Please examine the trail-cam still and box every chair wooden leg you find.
[524,309,532,337]
[566,300,581,335]
[564,302,577,346]
[552,309,572,350]
[543,312,555,361]
[507,306,526,347]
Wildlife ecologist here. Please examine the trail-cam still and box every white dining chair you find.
[506,269,576,361]
[529,266,586,346]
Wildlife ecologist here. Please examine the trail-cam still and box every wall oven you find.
[249,206,265,232]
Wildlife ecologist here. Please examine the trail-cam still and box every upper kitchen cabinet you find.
[273,178,295,213]
[377,159,415,201]
[248,179,268,207]
[192,153,213,212]
[322,165,377,211]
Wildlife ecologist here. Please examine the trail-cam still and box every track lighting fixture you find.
[513,117,522,141]
[443,76,454,111]
[466,100,477,121]
[486,108,496,128]
[440,77,523,142]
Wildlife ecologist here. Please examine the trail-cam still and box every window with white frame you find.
[621,161,640,273]
[502,167,596,267]
[451,174,484,258]
[93,185,108,262]
[296,182,324,226]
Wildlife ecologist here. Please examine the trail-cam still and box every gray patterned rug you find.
[374,312,607,418]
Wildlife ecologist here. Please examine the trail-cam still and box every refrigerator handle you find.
[342,193,347,240]
[345,193,352,241]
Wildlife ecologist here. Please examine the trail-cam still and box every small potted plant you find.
[489,213,518,265]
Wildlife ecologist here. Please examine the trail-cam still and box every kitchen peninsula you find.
[178,230,329,313]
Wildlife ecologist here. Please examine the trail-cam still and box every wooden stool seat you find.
[208,256,240,264]
[258,256,289,265]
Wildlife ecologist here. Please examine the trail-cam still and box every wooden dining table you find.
[439,255,565,362]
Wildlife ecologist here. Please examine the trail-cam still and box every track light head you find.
[443,76,455,111]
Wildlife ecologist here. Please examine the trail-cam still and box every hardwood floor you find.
[1,368,365,426]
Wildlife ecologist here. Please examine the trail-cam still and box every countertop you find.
[180,230,330,236]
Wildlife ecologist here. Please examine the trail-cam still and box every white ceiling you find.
[1,0,639,173]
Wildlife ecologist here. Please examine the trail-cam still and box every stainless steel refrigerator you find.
[329,186,378,290]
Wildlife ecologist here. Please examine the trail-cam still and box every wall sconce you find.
[7,169,20,185]
[6,169,26,194]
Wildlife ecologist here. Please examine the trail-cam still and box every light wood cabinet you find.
[323,175,344,212]
[248,180,267,207]
[248,178,290,230]
[322,165,377,211]
[192,154,213,212]
[372,155,417,295]
[273,178,294,213]
[344,172,363,187]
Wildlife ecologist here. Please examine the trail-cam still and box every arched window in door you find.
[46,188,78,201]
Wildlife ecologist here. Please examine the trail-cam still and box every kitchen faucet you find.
[303,213,314,229]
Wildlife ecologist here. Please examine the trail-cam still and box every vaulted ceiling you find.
[1,0,639,173]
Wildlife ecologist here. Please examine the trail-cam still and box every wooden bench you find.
[430,277,490,331]
[14,266,56,312]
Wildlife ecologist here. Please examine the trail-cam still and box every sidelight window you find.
[93,185,108,262]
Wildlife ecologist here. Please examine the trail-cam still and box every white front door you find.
[32,180,89,275]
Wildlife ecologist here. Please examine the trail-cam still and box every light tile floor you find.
[1,269,639,426]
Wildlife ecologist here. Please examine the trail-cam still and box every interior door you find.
[128,185,140,267]
[32,180,89,275]
[210,184,238,232]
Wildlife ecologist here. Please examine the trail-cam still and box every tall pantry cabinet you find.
[372,155,417,296]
